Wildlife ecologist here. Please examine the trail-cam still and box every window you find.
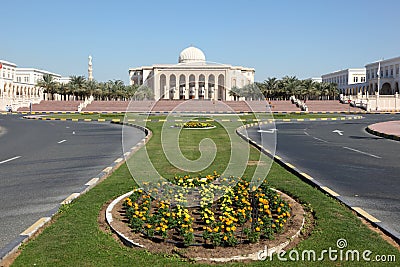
[353,77,358,83]
[385,69,388,77]
[396,65,399,75]
[390,69,393,76]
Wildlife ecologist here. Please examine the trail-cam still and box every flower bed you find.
[175,121,215,129]
[123,173,291,248]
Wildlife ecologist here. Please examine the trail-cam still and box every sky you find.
[2,0,400,84]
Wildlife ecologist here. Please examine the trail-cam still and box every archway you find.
[208,74,215,99]
[381,83,392,95]
[169,74,176,100]
[160,74,166,99]
[198,74,205,99]
[179,74,186,100]
[218,74,225,101]
[189,74,195,99]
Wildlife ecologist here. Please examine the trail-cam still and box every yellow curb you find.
[331,118,337,120]
[300,172,313,180]
[320,118,328,121]
[175,119,183,122]
[114,158,123,163]
[60,118,67,121]
[128,119,136,122]
[102,166,113,173]
[85,177,99,186]
[72,118,79,121]
[296,119,304,121]
[285,162,296,169]
[50,118,56,120]
[282,119,291,122]
[60,193,80,205]
[84,118,92,122]
[221,119,230,122]
[352,207,381,223]
[143,119,151,122]
[158,119,167,122]
[21,217,51,236]
[97,119,106,122]
[321,186,340,197]
[309,118,316,121]
[274,155,282,160]
[111,119,121,122]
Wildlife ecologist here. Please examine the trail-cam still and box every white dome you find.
[178,46,206,63]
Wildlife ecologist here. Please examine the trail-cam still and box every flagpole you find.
[376,60,381,111]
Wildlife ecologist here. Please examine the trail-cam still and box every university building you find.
[129,46,255,101]
[321,68,366,95]
[0,60,65,111]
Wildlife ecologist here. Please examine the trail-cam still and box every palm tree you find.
[263,77,279,99]
[229,86,242,101]
[37,74,58,100]
[69,76,87,100]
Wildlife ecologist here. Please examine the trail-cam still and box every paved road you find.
[247,114,400,238]
[0,115,144,254]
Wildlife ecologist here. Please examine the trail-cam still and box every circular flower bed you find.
[123,173,291,248]
[175,121,215,129]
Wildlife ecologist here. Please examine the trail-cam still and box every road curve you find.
[246,114,400,241]
[0,115,144,256]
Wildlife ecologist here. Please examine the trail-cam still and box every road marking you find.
[0,156,21,165]
[257,129,277,133]
[313,137,328,143]
[61,193,80,205]
[20,217,51,236]
[321,186,340,197]
[352,207,381,223]
[343,146,381,159]
[57,139,67,144]
[332,129,343,136]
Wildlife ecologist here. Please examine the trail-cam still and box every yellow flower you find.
[223,235,228,241]
[226,227,231,232]
[231,226,236,231]
[255,227,260,232]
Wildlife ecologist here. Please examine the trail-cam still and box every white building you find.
[321,68,366,95]
[365,57,400,95]
[0,59,65,111]
[129,46,255,101]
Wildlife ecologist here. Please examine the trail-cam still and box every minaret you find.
[88,55,93,81]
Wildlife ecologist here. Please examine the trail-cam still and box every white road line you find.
[343,146,382,159]
[0,156,21,165]
[57,139,67,144]
[313,137,328,143]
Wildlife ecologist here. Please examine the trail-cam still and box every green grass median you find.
[11,115,399,266]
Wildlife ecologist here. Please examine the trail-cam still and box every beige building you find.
[129,46,255,101]
[366,57,400,95]
[321,68,366,95]
[0,59,63,111]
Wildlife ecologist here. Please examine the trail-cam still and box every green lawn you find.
[11,116,399,266]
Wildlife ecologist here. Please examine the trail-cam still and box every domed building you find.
[129,46,255,100]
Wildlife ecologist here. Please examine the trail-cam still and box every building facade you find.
[129,46,255,101]
[321,68,366,95]
[365,57,400,95]
[0,59,63,110]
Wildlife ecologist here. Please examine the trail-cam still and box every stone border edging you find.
[237,118,400,245]
[366,126,400,142]
[0,118,152,262]
[105,189,305,262]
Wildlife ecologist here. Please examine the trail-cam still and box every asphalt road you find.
[247,114,400,238]
[0,115,144,254]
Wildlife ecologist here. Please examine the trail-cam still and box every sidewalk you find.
[367,121,400,141]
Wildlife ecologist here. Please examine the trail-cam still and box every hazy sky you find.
[2,0,399,84]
